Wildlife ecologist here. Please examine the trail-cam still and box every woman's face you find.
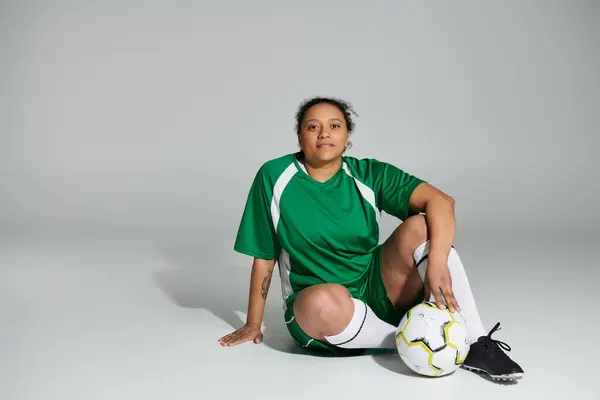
[298,103,349,165]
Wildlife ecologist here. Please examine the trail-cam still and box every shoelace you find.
[482,322,512,358]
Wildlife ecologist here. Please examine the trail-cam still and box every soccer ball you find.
[395,301,470,377]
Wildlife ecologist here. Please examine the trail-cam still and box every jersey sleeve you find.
[234,166,281,260]
[372,160,426,221]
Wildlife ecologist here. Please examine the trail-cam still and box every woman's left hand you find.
[424,261,460,313]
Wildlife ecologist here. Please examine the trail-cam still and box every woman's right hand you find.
[218,322,263,347]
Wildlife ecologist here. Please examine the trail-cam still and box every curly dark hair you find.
[294,96,358,136]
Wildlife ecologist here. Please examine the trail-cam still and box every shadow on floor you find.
[151,243,449,371]
[152,243,331,356]
[370,351,418,377]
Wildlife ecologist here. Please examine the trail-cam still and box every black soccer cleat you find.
[461,322,524,382]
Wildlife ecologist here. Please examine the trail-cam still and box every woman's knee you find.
[399,214,429,246]
[384,214,429,266]
[379,215,429,306]
[293,284,354,340]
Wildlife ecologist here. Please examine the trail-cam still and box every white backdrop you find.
[1,1,598,244]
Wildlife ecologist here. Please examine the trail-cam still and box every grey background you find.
[1,1,599,399]
[2,0,598,243]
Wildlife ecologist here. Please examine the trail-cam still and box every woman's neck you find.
[299,153,342,183]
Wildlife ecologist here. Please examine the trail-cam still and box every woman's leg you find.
[379,214,486,342]
[293,283,397,349]
[380,214,524,381]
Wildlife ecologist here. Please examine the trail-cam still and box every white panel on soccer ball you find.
[411,303,438,321]
[424,320,449,351]
[396,333,409,357]
[433,310,453,326]
[444,319,470,363]
[399,354,421,375]
[406,343,432,369]
[404,347,438,377]
[431,345,461,376]
[446,314,467,335]
[401,313,430,343]
[420,303,452,323]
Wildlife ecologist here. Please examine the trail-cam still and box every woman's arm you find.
[246,257,277,327]
[219,257,276,347]
[409,182,456,264]
[409,182,459,311]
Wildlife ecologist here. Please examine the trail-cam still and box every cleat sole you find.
[461,365,523,382]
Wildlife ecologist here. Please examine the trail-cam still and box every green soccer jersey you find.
[234,152,425,309]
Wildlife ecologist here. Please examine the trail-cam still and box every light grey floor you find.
[1,230,598,400]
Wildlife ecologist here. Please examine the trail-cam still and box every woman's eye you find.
[332,124,340,129]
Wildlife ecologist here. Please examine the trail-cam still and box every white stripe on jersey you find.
[342,162,381,228]
[270,163,298,232]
